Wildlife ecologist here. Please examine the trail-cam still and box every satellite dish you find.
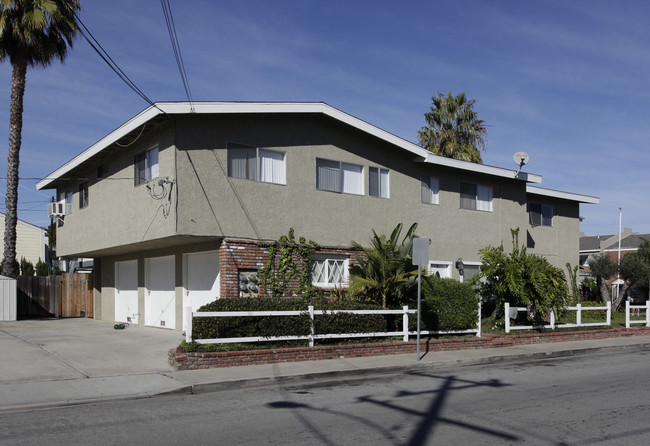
[513,152,530,167]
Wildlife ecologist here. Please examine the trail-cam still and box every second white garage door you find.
[145,255,176,329]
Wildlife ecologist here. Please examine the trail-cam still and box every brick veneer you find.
[168,327,650,370]
[219,238,360,299]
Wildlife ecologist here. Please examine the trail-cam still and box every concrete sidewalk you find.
[2,318,650,412]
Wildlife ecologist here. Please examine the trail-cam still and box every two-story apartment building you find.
[36,102,598,331]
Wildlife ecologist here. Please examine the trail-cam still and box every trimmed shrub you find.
[192,298,311,341]
[191,298,387,344]
[313,300,386,335]
[415,276,479,331]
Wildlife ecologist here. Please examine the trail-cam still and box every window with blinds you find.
[316,158,363,195]
[227,143,286,185]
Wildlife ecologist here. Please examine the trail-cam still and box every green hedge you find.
[313,300,386,335]
[412,276,479,331]
[191,298,387,342]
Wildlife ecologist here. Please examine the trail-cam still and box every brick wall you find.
[169,327,650,370]
[219,238,361,299]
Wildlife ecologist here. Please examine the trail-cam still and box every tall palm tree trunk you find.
[2,59,27,277]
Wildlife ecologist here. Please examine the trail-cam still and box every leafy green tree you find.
[588,253,617,302]
[417,91,487,163]
[0,0,81,277]
[349,223,418,308]
[619,252,650,307]
[478,228,568,324]
[638,237,650,268]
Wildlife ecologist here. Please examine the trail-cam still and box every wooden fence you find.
[16,273,93,318]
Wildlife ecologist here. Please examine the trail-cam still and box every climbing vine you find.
[257,228,320,298]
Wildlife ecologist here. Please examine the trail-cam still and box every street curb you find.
[185,342,650,395]
[0,385,194,414]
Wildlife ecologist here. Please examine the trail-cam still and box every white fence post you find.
[185,306,193,342]
[606,301,611,326]
[646,301,650,327]
[308,305,315,347]
[403,305,409,341]
[505,302,511,334]
[576,303,582,326]
[476,298,482,338]
[550,307,556,329]
[626,300,630,328]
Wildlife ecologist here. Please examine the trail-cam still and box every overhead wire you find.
[161,0,194,112]
[73,12,164,113]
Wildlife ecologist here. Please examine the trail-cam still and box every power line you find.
[161,0,194,112]
[73,12,164,113]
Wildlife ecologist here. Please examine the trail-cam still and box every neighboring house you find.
[580,228,650,267]
[36,102,599,331]
[0,212,47,270]
[579,229,650,295]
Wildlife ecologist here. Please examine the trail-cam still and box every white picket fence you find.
[184,303,482,346]
[625,300,650,328]
[505,301,611,333]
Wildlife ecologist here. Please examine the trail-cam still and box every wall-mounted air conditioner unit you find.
[48,201,68,218]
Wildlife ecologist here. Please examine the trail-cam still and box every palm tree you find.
[349,223,418,308]
[417,91,487,163]
[588,253,617,303]
[0,0,80,276]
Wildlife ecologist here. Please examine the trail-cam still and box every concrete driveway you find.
[0,318,184,385]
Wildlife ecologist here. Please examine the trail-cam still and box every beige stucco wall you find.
[0,214,46,267]
[172,114,531,278]
[526,193,580,268]
[55,124,177,257]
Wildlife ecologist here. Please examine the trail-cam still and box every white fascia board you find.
[36,105,162,190]
[526,185,600,204]
[36,101,541,189]
[422,152,543,183]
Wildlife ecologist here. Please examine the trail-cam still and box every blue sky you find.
[1,0,648,235]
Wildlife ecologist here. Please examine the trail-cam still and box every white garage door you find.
[145,255,176,329]
[115,260,138,324]
[183,250,220,331]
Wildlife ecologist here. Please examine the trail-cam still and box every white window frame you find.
[369,166,389,198]
[310,255,349,288]
[460,182,493,212]
[59,190,73,215]
[315,158,363,195]
[421,175,440,205]
[79,182,89,209]
[428,261,452,278]
[227,143,286,185]
[135,146,159,186]
[529,203,553,227]
[460,261,482,283]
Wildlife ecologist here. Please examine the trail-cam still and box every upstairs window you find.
[79,182,89,209]
[460,182,492,212]
[421,175,440,205]
[134,146,159,186]
[529,203,553,227]
[315,158,363,195]
[369,167,389,198]
[228,143,286,185]
[311,256,349,288]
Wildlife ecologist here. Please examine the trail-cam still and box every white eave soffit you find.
[37,101,541,189]
[527,185,600,204]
